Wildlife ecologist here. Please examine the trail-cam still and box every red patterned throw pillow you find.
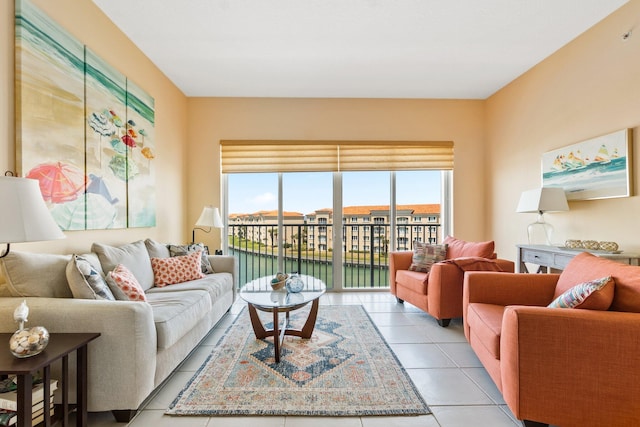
[106,264,147,302]
[408,241,448,273]
[151,250,206,287]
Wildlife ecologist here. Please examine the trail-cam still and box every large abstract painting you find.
[542,129,633,201]
[15,0,156,230]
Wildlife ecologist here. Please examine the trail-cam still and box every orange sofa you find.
[389,237,514,326]
[463,252,640,427]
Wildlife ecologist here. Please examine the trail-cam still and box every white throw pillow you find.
[66,254,115,300]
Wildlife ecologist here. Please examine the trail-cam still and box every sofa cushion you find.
[151,251,206,287]
[66,254,115,300]
[467,303,505,360]
[0,251,72,298]
[409,242,447,273]
[444,236,495,259]
[146,272,233,303]
[556,252,640,312]
[548,276,614,310]
[147,290,212,350]
[105,264,147,302]
[168,243,214,274]
[395,270,430,294]
[144,238,171,259]
[92,241,154,291]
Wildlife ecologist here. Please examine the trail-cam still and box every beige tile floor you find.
[77,292,526,427]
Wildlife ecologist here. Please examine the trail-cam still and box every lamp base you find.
[527,219,554,246]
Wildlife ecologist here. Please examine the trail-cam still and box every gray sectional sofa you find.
[0,239,237,421]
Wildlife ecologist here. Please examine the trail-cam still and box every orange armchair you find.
[389,237,514,327]
[463,252,640,427]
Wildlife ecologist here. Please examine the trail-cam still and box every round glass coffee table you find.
[239,275,326,362]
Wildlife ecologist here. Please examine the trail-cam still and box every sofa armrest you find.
[495,258,515,273]
[208,254,238,288]
[426,262,465,319]
[501,306,640,426]
[389,251,413,295]
[0,297,157,412]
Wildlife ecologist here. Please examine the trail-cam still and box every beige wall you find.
[486,0,640,259]
[186,97,487,250]
[1,0,188,254]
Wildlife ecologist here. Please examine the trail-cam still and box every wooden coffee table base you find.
[247,299,320,363]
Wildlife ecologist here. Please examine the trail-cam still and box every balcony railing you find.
[228,223,441,289]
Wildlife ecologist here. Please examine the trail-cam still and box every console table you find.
[0,332,100,427]
[517,244,640,273]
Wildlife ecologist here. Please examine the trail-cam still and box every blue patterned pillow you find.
[66,255,115,300]
[547,276,613,309]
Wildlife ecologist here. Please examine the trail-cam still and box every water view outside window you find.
[227,170,442,289]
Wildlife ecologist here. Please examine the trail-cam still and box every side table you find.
[0,332,100,427]
[517,244,640,273]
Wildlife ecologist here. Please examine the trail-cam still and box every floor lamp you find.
[516,187,569,246]
[192,206,223,254]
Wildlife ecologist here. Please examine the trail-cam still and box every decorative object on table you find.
[191,205,223,248]
[541,128,633,201]
[285,273,305,293]
[166,305,430,417]
[582,240,600,250]
[9,300,49,358]
[565,239,583,249]
[0,175,65,258]
[599,241,619,252]
[270,272,288,290]
[564,240,620,252]
[516,187,569,245]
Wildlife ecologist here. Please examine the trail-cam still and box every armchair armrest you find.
[389,251,413,294]
[501,306,640,426]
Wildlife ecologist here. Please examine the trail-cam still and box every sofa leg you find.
[437,318,451,327]
[522,420,548,427]
[396,297,404,304]
[112,410,137,422]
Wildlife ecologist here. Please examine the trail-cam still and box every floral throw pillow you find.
[547,276,614,309]
[167,243,214,274]
[151,250,206,287]
[105,264,147,302]
[408,242,448,273]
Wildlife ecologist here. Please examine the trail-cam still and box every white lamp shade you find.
[195,206,223,228]
[516,187,569,213]
[0,176,65,243]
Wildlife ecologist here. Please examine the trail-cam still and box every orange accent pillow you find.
[151,250,206,287]
[443,236,495,259]
[106,264,147,302]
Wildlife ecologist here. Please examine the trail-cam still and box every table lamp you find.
[0,175,65,258]
[516,187,569,245]
[192,205,223,252]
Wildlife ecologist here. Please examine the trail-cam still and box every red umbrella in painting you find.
[26,162,87,203]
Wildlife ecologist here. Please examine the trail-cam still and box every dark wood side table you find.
[0,332,100,427]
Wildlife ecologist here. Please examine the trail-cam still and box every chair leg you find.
[396,297,404,304]
[522,420,548,427]
[437,318,451,327]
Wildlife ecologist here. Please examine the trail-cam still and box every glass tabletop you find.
[239,274,326,309]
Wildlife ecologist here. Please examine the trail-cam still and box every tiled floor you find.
[79,292,525,427]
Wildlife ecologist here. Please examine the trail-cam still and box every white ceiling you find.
[92,0,629,99]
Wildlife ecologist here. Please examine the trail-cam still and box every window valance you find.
[220,140,454,173]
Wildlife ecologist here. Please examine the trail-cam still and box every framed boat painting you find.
[541,129,633,201]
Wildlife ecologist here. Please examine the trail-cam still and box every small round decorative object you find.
[285,274,305,293]
[582,240,600,250]
[599,241,619,252]
[565,240,583,249]
[9,326,49,358]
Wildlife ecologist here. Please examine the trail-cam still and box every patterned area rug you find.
[166,305,430,416]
